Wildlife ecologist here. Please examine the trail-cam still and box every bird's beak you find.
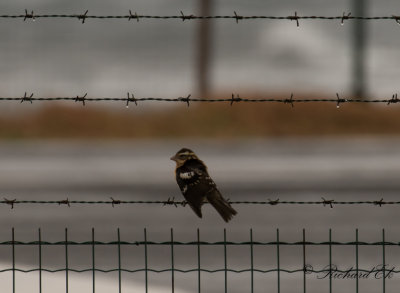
[170,155,177,161]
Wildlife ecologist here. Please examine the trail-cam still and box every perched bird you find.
[170,148,237,222]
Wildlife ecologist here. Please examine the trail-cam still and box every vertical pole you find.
[65,228,69,293]
[117,228,122,293]
[197,229,201,293]
[250,229,254,293]
[329,229,332,293]
[356,229,359,293]
[39,228,42,293]
[224,229,227,293]
[92,228,95,293]
[170,228,175,293]
[197,0,213,97]
[352,0,368,98]
[12,227,15,293]
[276,229,280,293]
[144,228,148,293]
[382,229,385,293]
[303,229,306,293]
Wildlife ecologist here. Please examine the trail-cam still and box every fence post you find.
[352,0,368,97]
[197,0,213,97]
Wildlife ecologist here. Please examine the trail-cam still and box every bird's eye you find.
[178,154,186,159]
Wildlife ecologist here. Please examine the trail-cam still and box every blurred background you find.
[1,0,400,292]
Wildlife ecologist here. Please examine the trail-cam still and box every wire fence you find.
[3,10,400,25]
[8,92,400,107]
[0,197,396,209]
[0,228,397,293]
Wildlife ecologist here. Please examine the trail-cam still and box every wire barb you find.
[373,198,386,207]
[303,264,313,274]
[180,11,194,21]
[321,197,334,208]
[110,197,121,207]
[288,11,300,27]
[20,92,34,104]
[179,94,191,107]
[163,197,187,207]
[387,93,399,105]
[128,10,139,22]
[336,93,347,108]
[126,92,137,107]
[23,9,35,21]
[392,15,400,25]
[163,197,179,207]
[75,93,87,106]
[233,11,243,23]
[268,199,280,205]
[78,10,88,24]
[230,93,242,106]
[341,12,351,25]
[284,93,294,107]
[58,198,70,207]
[3,198,16,209]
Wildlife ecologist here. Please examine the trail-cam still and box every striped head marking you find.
[170,148,199,166]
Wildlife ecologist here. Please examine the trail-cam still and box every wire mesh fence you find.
[0,228,398,293]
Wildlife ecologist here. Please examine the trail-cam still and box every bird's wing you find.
[177,165,208,218]
[188,163,237,222]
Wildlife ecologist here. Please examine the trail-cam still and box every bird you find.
[170,148,237,222]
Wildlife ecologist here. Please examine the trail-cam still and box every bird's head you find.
[170,148,199,167]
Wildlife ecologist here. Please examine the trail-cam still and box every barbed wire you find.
[3,10,400,25]
[7,92,400,107]
[0,197,396,209]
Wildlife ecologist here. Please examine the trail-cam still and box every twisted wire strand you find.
[0,240,398,246]
[0,198,397,208]
[6,93,400,106]
[2,12,400,22]
[0,267,396,274]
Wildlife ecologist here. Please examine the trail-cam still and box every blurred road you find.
[0,138,399,292]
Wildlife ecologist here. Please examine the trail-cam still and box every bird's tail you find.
[207,191,237,222]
